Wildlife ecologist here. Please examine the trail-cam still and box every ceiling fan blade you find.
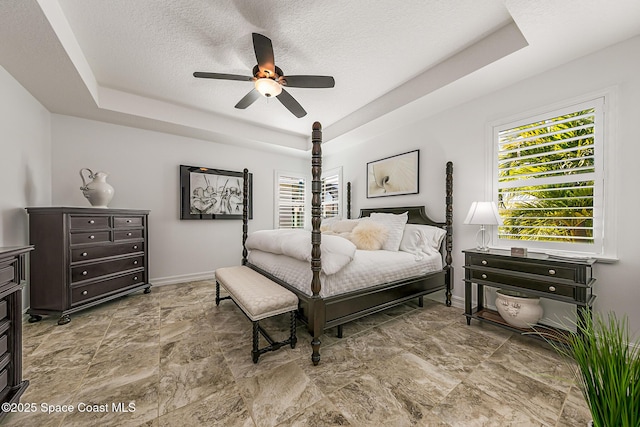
[276,89,307,118]
[282,75,335,88]
[234,89,261,109]
[193,72,253,81]
[252,33,276,75]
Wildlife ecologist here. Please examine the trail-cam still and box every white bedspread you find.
[245,229,356,275]
[247,249,443,298]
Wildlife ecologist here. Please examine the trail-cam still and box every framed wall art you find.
[180,165,252,220]
[366,150,419,198]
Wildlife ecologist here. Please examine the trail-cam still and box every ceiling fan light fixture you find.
[255,78,282,97]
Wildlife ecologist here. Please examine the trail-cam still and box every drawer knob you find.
[548,269,556,275]
[549,286,556,292]
[82,271,88,276]
[481,260,488,265]
[133,260,138,265]
[127,232,132,236]
[81,252,88,257]
[81,290,88,296]
[89,220,95,224]
[133,245,138,250]
[481,274,487,279]
[127,219,132,223]
[133,276,139,281]
[89,235,95,240]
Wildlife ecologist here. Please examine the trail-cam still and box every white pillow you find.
[349,220,389,250]
[399,224,446,256]
[369,211,408,251]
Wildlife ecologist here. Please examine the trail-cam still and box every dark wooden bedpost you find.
[242,168,249,265]
[310,122,325,366]
[444,161,453,306]
[346,182,351,219]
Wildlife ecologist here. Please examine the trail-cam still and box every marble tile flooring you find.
[4,280,592,426]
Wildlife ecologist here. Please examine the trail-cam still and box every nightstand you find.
[463,248,596,335]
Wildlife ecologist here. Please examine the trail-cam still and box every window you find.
[321,167,342,219]
[275,172,307,229]
[492,97,606,254]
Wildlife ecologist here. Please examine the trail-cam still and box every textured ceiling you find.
[1,0,640,152]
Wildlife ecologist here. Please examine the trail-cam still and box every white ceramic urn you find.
[495,289,543,328]
[80,168,114,208]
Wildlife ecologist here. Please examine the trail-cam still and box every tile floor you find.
[3,280,592,426]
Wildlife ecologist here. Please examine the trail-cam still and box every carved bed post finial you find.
[346,182,351,219]
[242,168,249,265]
[445,161,453,306]
[310,121,324,365]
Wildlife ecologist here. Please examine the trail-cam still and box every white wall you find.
[0,65,52,307]
[325,35,640,338]
[50,115,308,284]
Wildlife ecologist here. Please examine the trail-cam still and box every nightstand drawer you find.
[469,269,575,298]
[70,216,110,230]
[469,254,577,280]
[0,368,7,392]
[0,334,6,357]
[0,301,6,321]
[71,242,144,262]
[70,231,111,245]
[0,266,13,286]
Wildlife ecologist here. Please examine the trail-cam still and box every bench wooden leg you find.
[252,321,260,364]
[215,281,231,306]
[290,311,297,349]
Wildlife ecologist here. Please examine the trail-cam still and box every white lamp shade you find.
[254,78,282,97]
[464,201,503,226]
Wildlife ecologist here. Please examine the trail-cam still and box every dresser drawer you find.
[70,231,111,245]
[71,255,145,283]
[469,254,577,281]
[71,271,145,305]
[469,269,575,298]
[70,216,110,230]
[114,216,143,228]
[0,301,6,321]
[114,229,143,241]
[71,242,144,262]
[0,266,13,286]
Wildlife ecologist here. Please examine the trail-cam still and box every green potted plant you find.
[542,312,640,427]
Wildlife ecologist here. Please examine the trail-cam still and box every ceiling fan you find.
[193,33,335,118]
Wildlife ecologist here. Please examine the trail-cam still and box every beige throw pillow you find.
[349,220,389,250]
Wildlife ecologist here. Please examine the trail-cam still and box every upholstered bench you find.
[215,266,298,363]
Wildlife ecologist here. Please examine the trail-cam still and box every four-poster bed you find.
[238,122,453,365]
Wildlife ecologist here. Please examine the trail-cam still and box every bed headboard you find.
[358,206,444,228]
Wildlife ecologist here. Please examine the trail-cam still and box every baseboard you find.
[150,270,215,287]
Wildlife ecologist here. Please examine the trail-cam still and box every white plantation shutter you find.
[321,172,340,219]
[277,173,306,229]
[494,97,605,253]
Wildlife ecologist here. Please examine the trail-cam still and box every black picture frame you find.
[366,149,419,198]
[180,165,253,220]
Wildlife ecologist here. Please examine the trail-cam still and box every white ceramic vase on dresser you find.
[80,168,114,208]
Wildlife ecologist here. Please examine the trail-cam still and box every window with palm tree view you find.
[494,97,604,253]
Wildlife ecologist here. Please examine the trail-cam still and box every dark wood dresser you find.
[26,207,151,325]
[463,248,596,336]
[0,246,32,421]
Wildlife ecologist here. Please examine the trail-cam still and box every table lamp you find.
[464,201,503,251]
